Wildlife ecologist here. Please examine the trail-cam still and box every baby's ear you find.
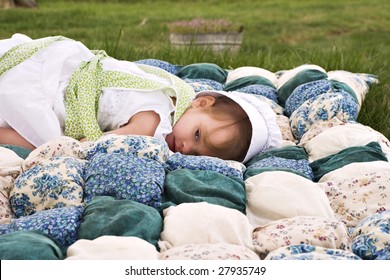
[192,95,216,108]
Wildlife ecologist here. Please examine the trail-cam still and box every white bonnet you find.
[196,90,282,162]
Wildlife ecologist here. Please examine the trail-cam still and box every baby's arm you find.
[0,128,35,150]
[1,111,160,148]
[104,110,160,138]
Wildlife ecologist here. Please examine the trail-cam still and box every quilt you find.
[0,62,389,260]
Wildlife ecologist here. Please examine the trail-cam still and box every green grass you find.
[1,0,389,139]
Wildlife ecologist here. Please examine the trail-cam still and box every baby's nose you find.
[178,142,191,155]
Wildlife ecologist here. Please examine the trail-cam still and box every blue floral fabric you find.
[10,156,85,218]
[284,79,333,117]
[0,206,83,248]
[265,244,361,260]
[235,84,278,103]
[284,79,359,117]
[376,250,390,260]
[244,155,314,181]
[85,135,169,163]
[135,59,182,75]
[164,153,245,180]
[351,210,390,260]
[182,78,224,91]
[85,153,165,209]
[290,90,359,140]
[186,81,215,93]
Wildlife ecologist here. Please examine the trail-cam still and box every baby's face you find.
[165,106,236,158]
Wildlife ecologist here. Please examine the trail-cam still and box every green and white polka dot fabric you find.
[64,50,107,140]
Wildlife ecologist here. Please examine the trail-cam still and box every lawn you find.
[1,0,389,139]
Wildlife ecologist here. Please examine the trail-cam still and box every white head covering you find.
[196,90,282,163]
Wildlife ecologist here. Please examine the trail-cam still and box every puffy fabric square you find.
[351,211,390,260]
[159,243,259,260]
[66,236,159,260]
[252,216,351,259]
[163,169,246,213]
[244,156,314,181]
[265,244,360,260]
[301,122,390,162]
[290,91,359,140]
[245,171,336,226]
[0,206,83,249]
[319,162,390,227]
[159,202,254,252]
[78,196,162,247]
[84,153,165,209]
[85,134,169,164]
[10,157,86,218]
[177,63,228,84]
[23,136,86,171]
[164,153,245,180]
[0,231,64,260]
[284,79,333,117]
[135,59,181,75]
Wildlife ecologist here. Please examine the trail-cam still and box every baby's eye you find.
[195,129,200,141]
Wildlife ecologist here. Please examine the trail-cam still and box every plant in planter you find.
[167,18,244,52]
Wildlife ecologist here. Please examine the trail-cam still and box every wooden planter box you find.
[169,32,243,53]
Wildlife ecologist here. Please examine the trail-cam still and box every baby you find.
[0,34,282,162]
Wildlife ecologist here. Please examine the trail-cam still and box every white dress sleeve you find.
[97,89,175,141]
